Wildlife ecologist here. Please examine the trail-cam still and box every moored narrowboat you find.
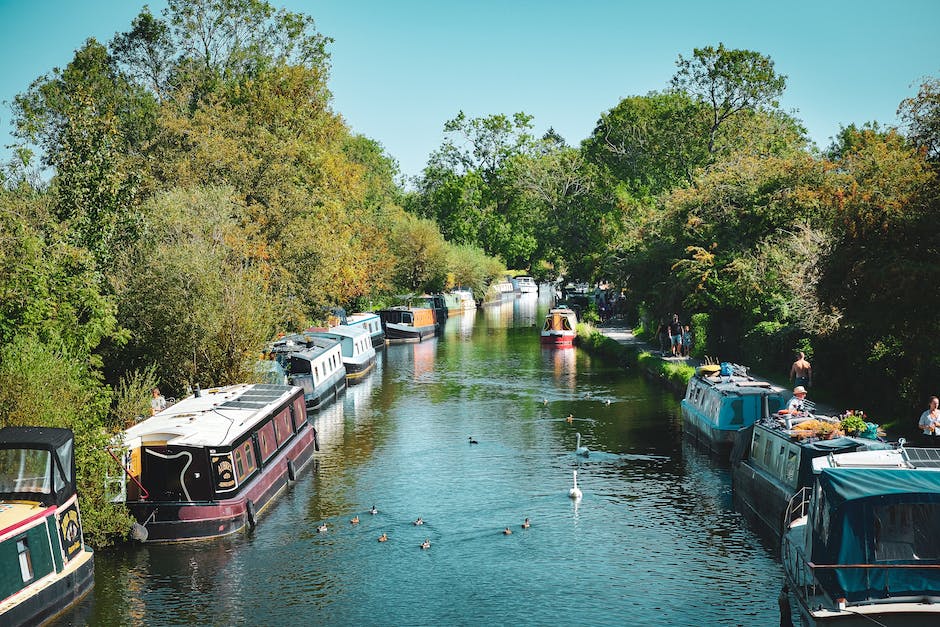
[377,307,437,343]
[680,365,787,457]
[540,307,578,346]
[511,275,538,294]
[782,455,940,625]
[731,415,892,542]
[415,294,448,329]
[304,325,377,382]
[0,427,94,626]
[271,334,346,410]
[120,384,317,542]
[345,312,386,348]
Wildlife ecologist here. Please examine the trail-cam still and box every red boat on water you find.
[119,384,318,542]
[540,307,578,346]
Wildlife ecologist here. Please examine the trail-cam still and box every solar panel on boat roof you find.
[218,384,288,410]
[903,447,940,468]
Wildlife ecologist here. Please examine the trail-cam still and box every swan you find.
[350,516,360,524]
[378,533,388,542]
[503,527,513,535]
[369,505,378,515]
[317,523,328,533]
[420,538,431,549]
[569,470,582,499]
[468,436,478,444]
[575,432,590,457]
[521,518,531,529]
[413,517,424,526]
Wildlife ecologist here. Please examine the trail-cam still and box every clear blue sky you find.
[1,0,939,179]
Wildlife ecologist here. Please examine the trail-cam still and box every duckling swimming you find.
[502,527,513,535]
[420,538,431,549]
[350,516,360,524]
[378,533,388,542]
[565,414,574,423]
[317,523,328,533]
[413,517,424,526]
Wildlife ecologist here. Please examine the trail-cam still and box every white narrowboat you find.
[271,334,347,410]
[304,325,377,382]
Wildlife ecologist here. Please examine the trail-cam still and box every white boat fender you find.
[130,522,149,542]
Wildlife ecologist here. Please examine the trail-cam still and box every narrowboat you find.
[511,275,538,294]
[452,288,477,311]
[540,307,578,346]
[732,414,892,542]
[415,294,448,329]
[782,451,940,625]
[345,312,386,348]
[680,365,787,457]
[376,307,437,343]
[270,334,346,410]
[120,384,318,542]
[304,325,377,382]
[0,427,94,626]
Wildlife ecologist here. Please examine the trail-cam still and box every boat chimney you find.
[194,384,202,398]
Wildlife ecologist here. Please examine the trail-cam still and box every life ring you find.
[245,499,256,530]
[286,459,296,481]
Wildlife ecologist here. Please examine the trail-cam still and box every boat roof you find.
[813,446,940,472]
[270,333,340,358]
[693,373,786,397]
[306,325,369,341]
[347,312,380,322]
[0,426,73,451]
[818,465,940,507]
[123,384,299,449]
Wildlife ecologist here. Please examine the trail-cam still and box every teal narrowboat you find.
[680,365,787,456]
[0,427,94,626]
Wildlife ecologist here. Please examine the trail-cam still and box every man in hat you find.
[787,386,809,415]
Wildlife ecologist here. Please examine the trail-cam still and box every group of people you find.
[656,314,692,358]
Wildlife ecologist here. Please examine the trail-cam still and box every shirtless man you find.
[790,352,812,389]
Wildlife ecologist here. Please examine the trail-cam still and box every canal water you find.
[61,295,784,626]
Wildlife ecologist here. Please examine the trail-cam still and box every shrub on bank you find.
[637,351,695,386]
[576,323,637,364]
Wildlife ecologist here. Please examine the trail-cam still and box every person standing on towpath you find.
[790,352,812,389]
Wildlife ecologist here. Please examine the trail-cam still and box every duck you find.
[369,505,378,515]
[502,527,513,535]
[604,399,612,406]
[575,432,590,457]
[565,414,574,423]
[420,538,431,549]
[569,470,582,500]
[317,523,328,533]
[350,516,360,524]
[378,533,388,542]
[542,398,549,406]
[521,518,531,529]
[413,517,424,526]
[468,436,479,444]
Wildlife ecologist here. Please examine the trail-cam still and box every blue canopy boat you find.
[782,456,940,625]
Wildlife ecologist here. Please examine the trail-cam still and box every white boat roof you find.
[812,446,940,472]
[309,325,369,341]
[347,312,380,322]
[123,384,299,449]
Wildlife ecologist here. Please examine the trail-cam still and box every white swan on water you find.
[569,470,582,499]
[575,433,590,457]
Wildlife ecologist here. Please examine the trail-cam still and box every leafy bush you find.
[689,313,709,358]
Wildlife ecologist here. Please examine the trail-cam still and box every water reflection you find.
[59,297,784,626]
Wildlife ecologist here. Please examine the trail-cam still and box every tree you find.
[671,43,787,154]
[110,6,175,101]
[898,76,940,162]
[388,213,448,293]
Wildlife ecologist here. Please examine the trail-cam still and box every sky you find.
[1,0,939,180]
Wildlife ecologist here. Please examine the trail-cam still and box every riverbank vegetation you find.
[1,1,936,543]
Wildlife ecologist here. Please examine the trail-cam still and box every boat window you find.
[784,449,799,489]
[0,448,51,496]
[562,317,572,331]
[274,407,294,445]
[291,396,306,430]
[874,503,940,561]
[751,433,763,467]
[762,436,774,468]
[728,399,744,426]
[258,421,278,462]
[233,441,257,484]
[17,538,34,583]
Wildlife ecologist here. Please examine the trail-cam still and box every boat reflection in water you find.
[512,293,538,326]
[542,346,577,391]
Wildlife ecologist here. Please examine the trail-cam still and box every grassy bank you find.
[576,323,695,391]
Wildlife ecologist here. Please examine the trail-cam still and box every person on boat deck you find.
[668,314,683,357]
[787,386,809,415]
[790,351,812,389]
[150,387,167,415]
[918,396,940,436]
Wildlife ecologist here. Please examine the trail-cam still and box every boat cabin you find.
[0,427,94,625]
[270,334,346,410]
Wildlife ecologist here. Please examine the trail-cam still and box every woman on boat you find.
[918,395,940,436]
